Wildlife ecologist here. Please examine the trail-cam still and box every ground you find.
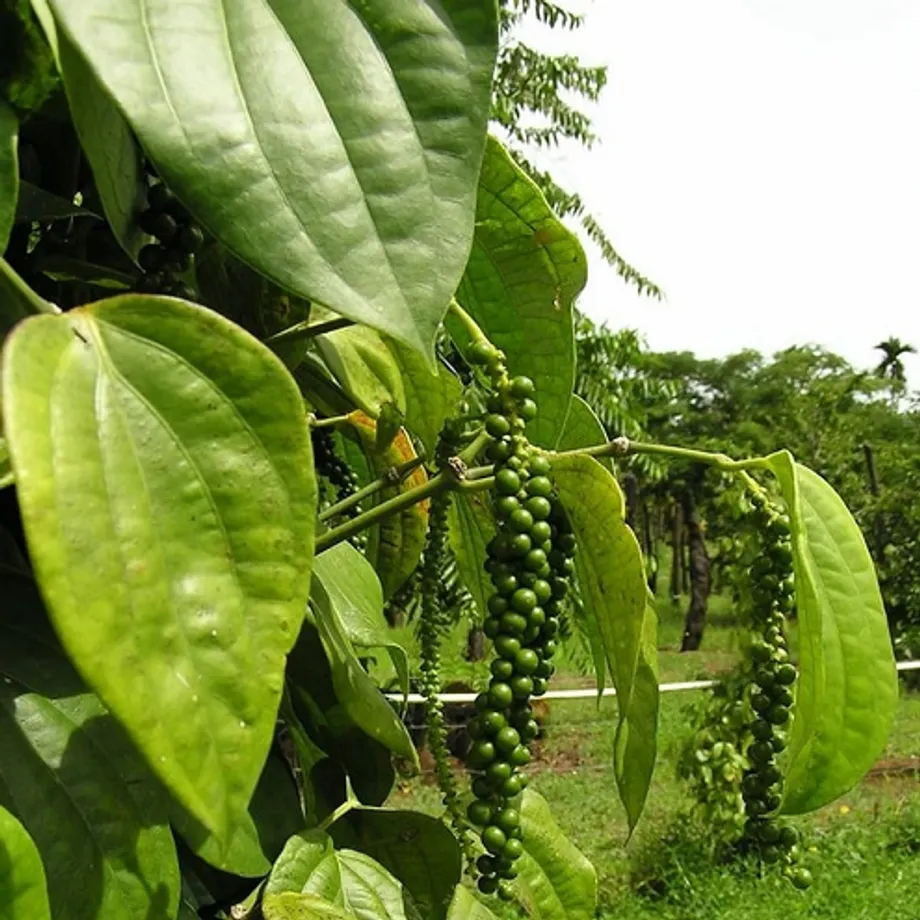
[382,589,920,919]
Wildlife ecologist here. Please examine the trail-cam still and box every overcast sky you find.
[518,0,920,383]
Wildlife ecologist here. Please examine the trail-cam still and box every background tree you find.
[494,0,660,296]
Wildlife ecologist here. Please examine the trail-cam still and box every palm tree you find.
[874,337,916,388]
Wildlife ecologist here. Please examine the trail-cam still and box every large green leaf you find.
[513,789,596,920]
[0,585,180,920]
[551,454,659,832]
[0,437,13,490]
[2,294,317,839]
[555,395,612,471]
[448,490,496,620]
[314,542,409,695]
[454,136,586,447]
[286,620,396,809]
[48,0,498,359]
[263,892,359,920]
[0,100,17,254]
[195,245,312,369]
[317,326,406,423]
[347,413,429,600]
[447,887,499,920]
[330,808,461,920]
[310,582,417,766]
[384,341,463,458]
[171,750,304,878]
[0,805,51,920]
[57,32,148,259]
[317,323,461,457]
[14,181,100,223]
[266,831,407,920]
[759,452,898,814]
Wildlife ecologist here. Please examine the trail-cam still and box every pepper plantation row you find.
[0,2,898,919]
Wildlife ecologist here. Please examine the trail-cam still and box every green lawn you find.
[384,592,920,918]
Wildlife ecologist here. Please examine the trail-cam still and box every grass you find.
[382,589,920,918]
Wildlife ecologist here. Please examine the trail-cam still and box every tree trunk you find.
[669,503,683,604]
[862,442,887,560]
[623,473,639,529]
[682,534,691,595]
[680,487,711,652]
[466,625,487,662]
[642,499,658,595]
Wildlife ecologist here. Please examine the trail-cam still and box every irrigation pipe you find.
[384,660,920,706]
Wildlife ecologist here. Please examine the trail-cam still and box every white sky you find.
[518,0,920,383]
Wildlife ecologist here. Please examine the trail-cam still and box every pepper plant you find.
[0,2,899,919]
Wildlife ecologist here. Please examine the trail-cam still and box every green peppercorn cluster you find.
[460,341,576,900]
[678,675,749,840]
[417,474,480,867]
[311,428,366,551]
[135,181,204,298]
[740,492,811,889]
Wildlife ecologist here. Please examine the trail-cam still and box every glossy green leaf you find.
[0,101,18,254]
[551,454,659,832]
[314,542,409,695]
[171,750,304,878]
[385,341,463,457]
[263,892,359,920]
[48,0,498,359]
[2,294,317,839]
[14,182,100,223]
[447,887,499,920]
[448,490,496,620]
[54,30,148,259]
[347,413,429,600]
[195,246,312,369]
[513,789,596,920]
[0,590,180,920]
[286,620,395,809]
[317,326,406,422]
[310,584,417,766]
[266,831,407,920]
[555,395,612,472]
[281,690,349,826]
[330,808,461,920]
[0,437,13,490]
[0,804,51,920]
[454,136,586,447]
[758,452,898,814]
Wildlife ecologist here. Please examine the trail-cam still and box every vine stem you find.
[318,455,426,522]
[448,299,489,344]
[264,315,354,345]
[314,430,492,554]
[314,434,770,555]
[310,413,351,430]
[0,257,61,315]
[318,798,356,833]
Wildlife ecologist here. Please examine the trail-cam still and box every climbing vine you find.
[0,2,898,919]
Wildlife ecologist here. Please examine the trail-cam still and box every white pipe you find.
[384,660,920,705]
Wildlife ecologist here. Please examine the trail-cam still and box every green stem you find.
[318,456,425,523]
[310,414,351,430]
[319,798,356,833]
[624,440,769,475]
[265,316,353,346]
[0,257,61,316]
[448,299,489,345]
[315,469,492,554]
[314,429,492,555]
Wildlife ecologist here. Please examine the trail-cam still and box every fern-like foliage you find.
[494,0,662,298]
[574,315,676,480]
